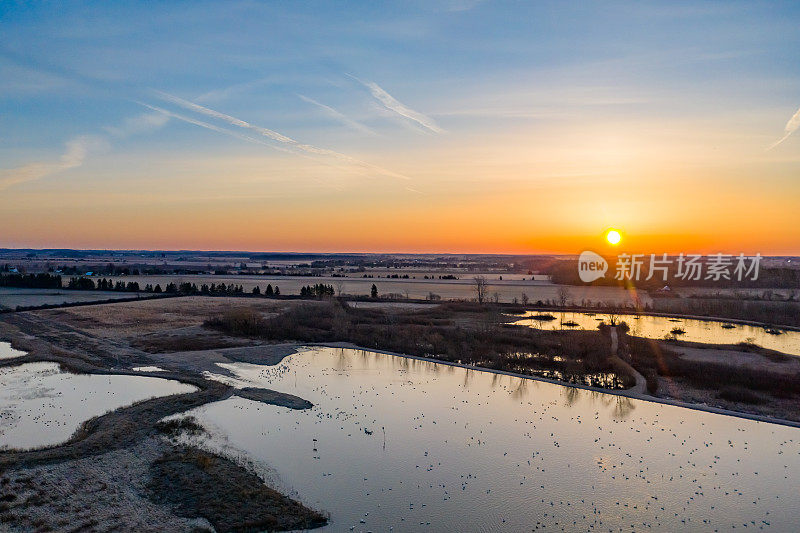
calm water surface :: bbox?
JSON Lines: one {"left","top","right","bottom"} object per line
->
{"left": 190, "top": 347, "right": 800, "bottom": 532}
{"left": 0, "top": 362, "right": 196, "bottom": 450}
{"left": 513, "top": 311, "right": 800, "bottom": 356}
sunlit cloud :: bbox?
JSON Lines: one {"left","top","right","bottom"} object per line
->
{"left": 0, "top": 108, "right": 171, "bottom": 191}
{"left": 0, "top": 136, "right": 105, "bottom": 191}
{"left": 767, "top": 105, "right": 800, "bottom": 150}
{"left": 298, "top": 94, "right": 375, "bottom": 135}
{"left": 349, "top": 75, "right": 444, "bottom": 134}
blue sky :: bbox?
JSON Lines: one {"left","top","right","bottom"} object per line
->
{"left": 1, "top": 1, "right": 799, "bottom": 252}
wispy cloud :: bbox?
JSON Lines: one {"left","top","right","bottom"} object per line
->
{"left": 154, "top": 91, "right": 297, "bottom": 143}
{"left": 137, "top": 103, "right": 296, "bottom": 155}
{"left": 0, "top": 110, "right": 169, "bottom": 191}
{"left": 104, "top": 111, "right": 169, "bottom": 138}
{"left": 0, "top": 136, "right": 105, "bottom": 191}
{"left": 194, "top": 77, "right": 277, "bottom": 104}
{"left": 149, "top": 91, "right": 409, "bottom": 180}
{"left": 298, "top": 94, "right": 375, "bottom": 135}
{"left": 350, "top": 75, "right": 444, "bottom": 134}
{"left": 767, "top": 105, "right": 800, "bottom": 150}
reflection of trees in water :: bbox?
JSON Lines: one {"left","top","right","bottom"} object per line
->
{"left": 611, "top": 396, "right": 635, "bottom": 419}
{"left": 599, "top": 394, "right": 635, "bottom": 419}
{"left": 584, "top": 390, "right": 635, "bottom": 419}
{"left": 511, "top": 377, "right": 533, "bottom": 401}
{"left": 562, "top": 385, "right": 581, "bottom": 407}
{"left": 463, "top": 367, "right": 473, "bottom": 389}
{"left": 331, "top": 348, "right": 351, "bottom": 372}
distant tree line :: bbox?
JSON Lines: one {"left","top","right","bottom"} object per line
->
{"left": 0, "top": 273, "right": 62, "bottom": 289}
{"left": 63, "top": 278, "right": 283, "bottom": 297}
{"left": 300, "top": 284, "right": 335, "bottom": 297}
{"left": 67, "top": 277, "right": 140, "bottom": 291}
{"left": 548, "top": 258, "right": 800, "bottom": 289}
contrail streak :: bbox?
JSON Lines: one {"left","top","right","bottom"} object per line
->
{"left": 151, "top": 91, "right": 409, "bottom": 179}
{"left": 767, "top": 105, "right": 800, "bottom": 150}
{"left": 298, "top": 94, "right": 375, "bottom": 135}
{"left": 349, "top": 75, "right": 444, "bottom": 134}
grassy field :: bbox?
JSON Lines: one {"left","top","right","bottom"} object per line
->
{"left": 82, "top": 274, "right": 649, "bottom": 306}
{"left": 0, "top": 288, "right": 147, "bottom": 310}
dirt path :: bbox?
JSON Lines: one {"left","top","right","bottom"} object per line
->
{"left": 608, "top": 327, "right": 647, "bottom": 395}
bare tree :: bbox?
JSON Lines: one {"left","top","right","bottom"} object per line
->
{"left": 556, "top": 286, "right": 570, "bottom": 308}
{"left": 520, "top": 292, "right": 529, "bottom": 306}
{"left": 334, "top": 280, "right": 345, "bottom": 297}
{"left": 473, "top": 275, "right": 488, "bottom": 304}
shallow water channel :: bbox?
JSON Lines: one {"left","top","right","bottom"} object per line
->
{"left": 513, "top": 311, "right": 800, "bottom": 356}
{"left": 0, "top": 341, "right": 26, "bottom": 360}
{"left": 0, "top": 361, "right": 196, "bottom": 450}
{"left": 189, "top": 346, "right": 800, "bottom": 531}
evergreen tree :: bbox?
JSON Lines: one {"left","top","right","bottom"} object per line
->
{"left": 371, "top": 284, "right": 378, "bottom": 298}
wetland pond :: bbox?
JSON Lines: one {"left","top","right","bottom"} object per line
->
{"left": 186, "top": 346, "right": 800, "bottom": 531}
{"left": 0, "top": 341, "right": 26, "bottom": 360}
{"left": 0, "top": 361, "right": 196, "bottom": 450}
{"left": 513, "top": 311, "right": 800, "bottom": 356}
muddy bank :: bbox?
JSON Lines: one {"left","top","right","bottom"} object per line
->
{"left": 149, "top": 446, "right": 326, "bottom": 532}
{"left": 0, "top": 436, "right": 326, "bottom": 533}
{"left": 149, "top": 344, "right": 299, "bottom": 375}
{"left": 0, "top": 438, "right": 211, "bottom": 532}
{"left": 235, "top": 387, "right": 313, "bottom": 409}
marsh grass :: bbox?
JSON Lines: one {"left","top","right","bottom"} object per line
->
{"left": 627, "top": 336, "right": 800, "bottom": 400}
{"left": 148, "top": 447, "right": 327, "bottom": 532}
{"left": 204, "top": 301, "right": 631, "bottom": 388}
{"left": 155, "top": 416, "right": 205, "bottom": 437}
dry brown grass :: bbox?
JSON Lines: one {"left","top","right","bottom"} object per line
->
{"left": 204, "top": 300, "right": 633, "bottom": 389}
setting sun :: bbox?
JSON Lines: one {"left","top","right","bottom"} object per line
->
{"left": 606, "top": 229, "right": 622, "bottom": 245}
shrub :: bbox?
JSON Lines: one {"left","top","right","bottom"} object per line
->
{"left": 718, "top": 387, "right": 765, "bottom": 405}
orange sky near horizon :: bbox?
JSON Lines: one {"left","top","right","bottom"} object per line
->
{"left": 3, "top": 2, "right": 800, "bottom": 255}
{"left": 4, "top": 108, "right": 799, "bottom": 255}
{"left": 3, "top": 173, "right": 798, "bottom": 255}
